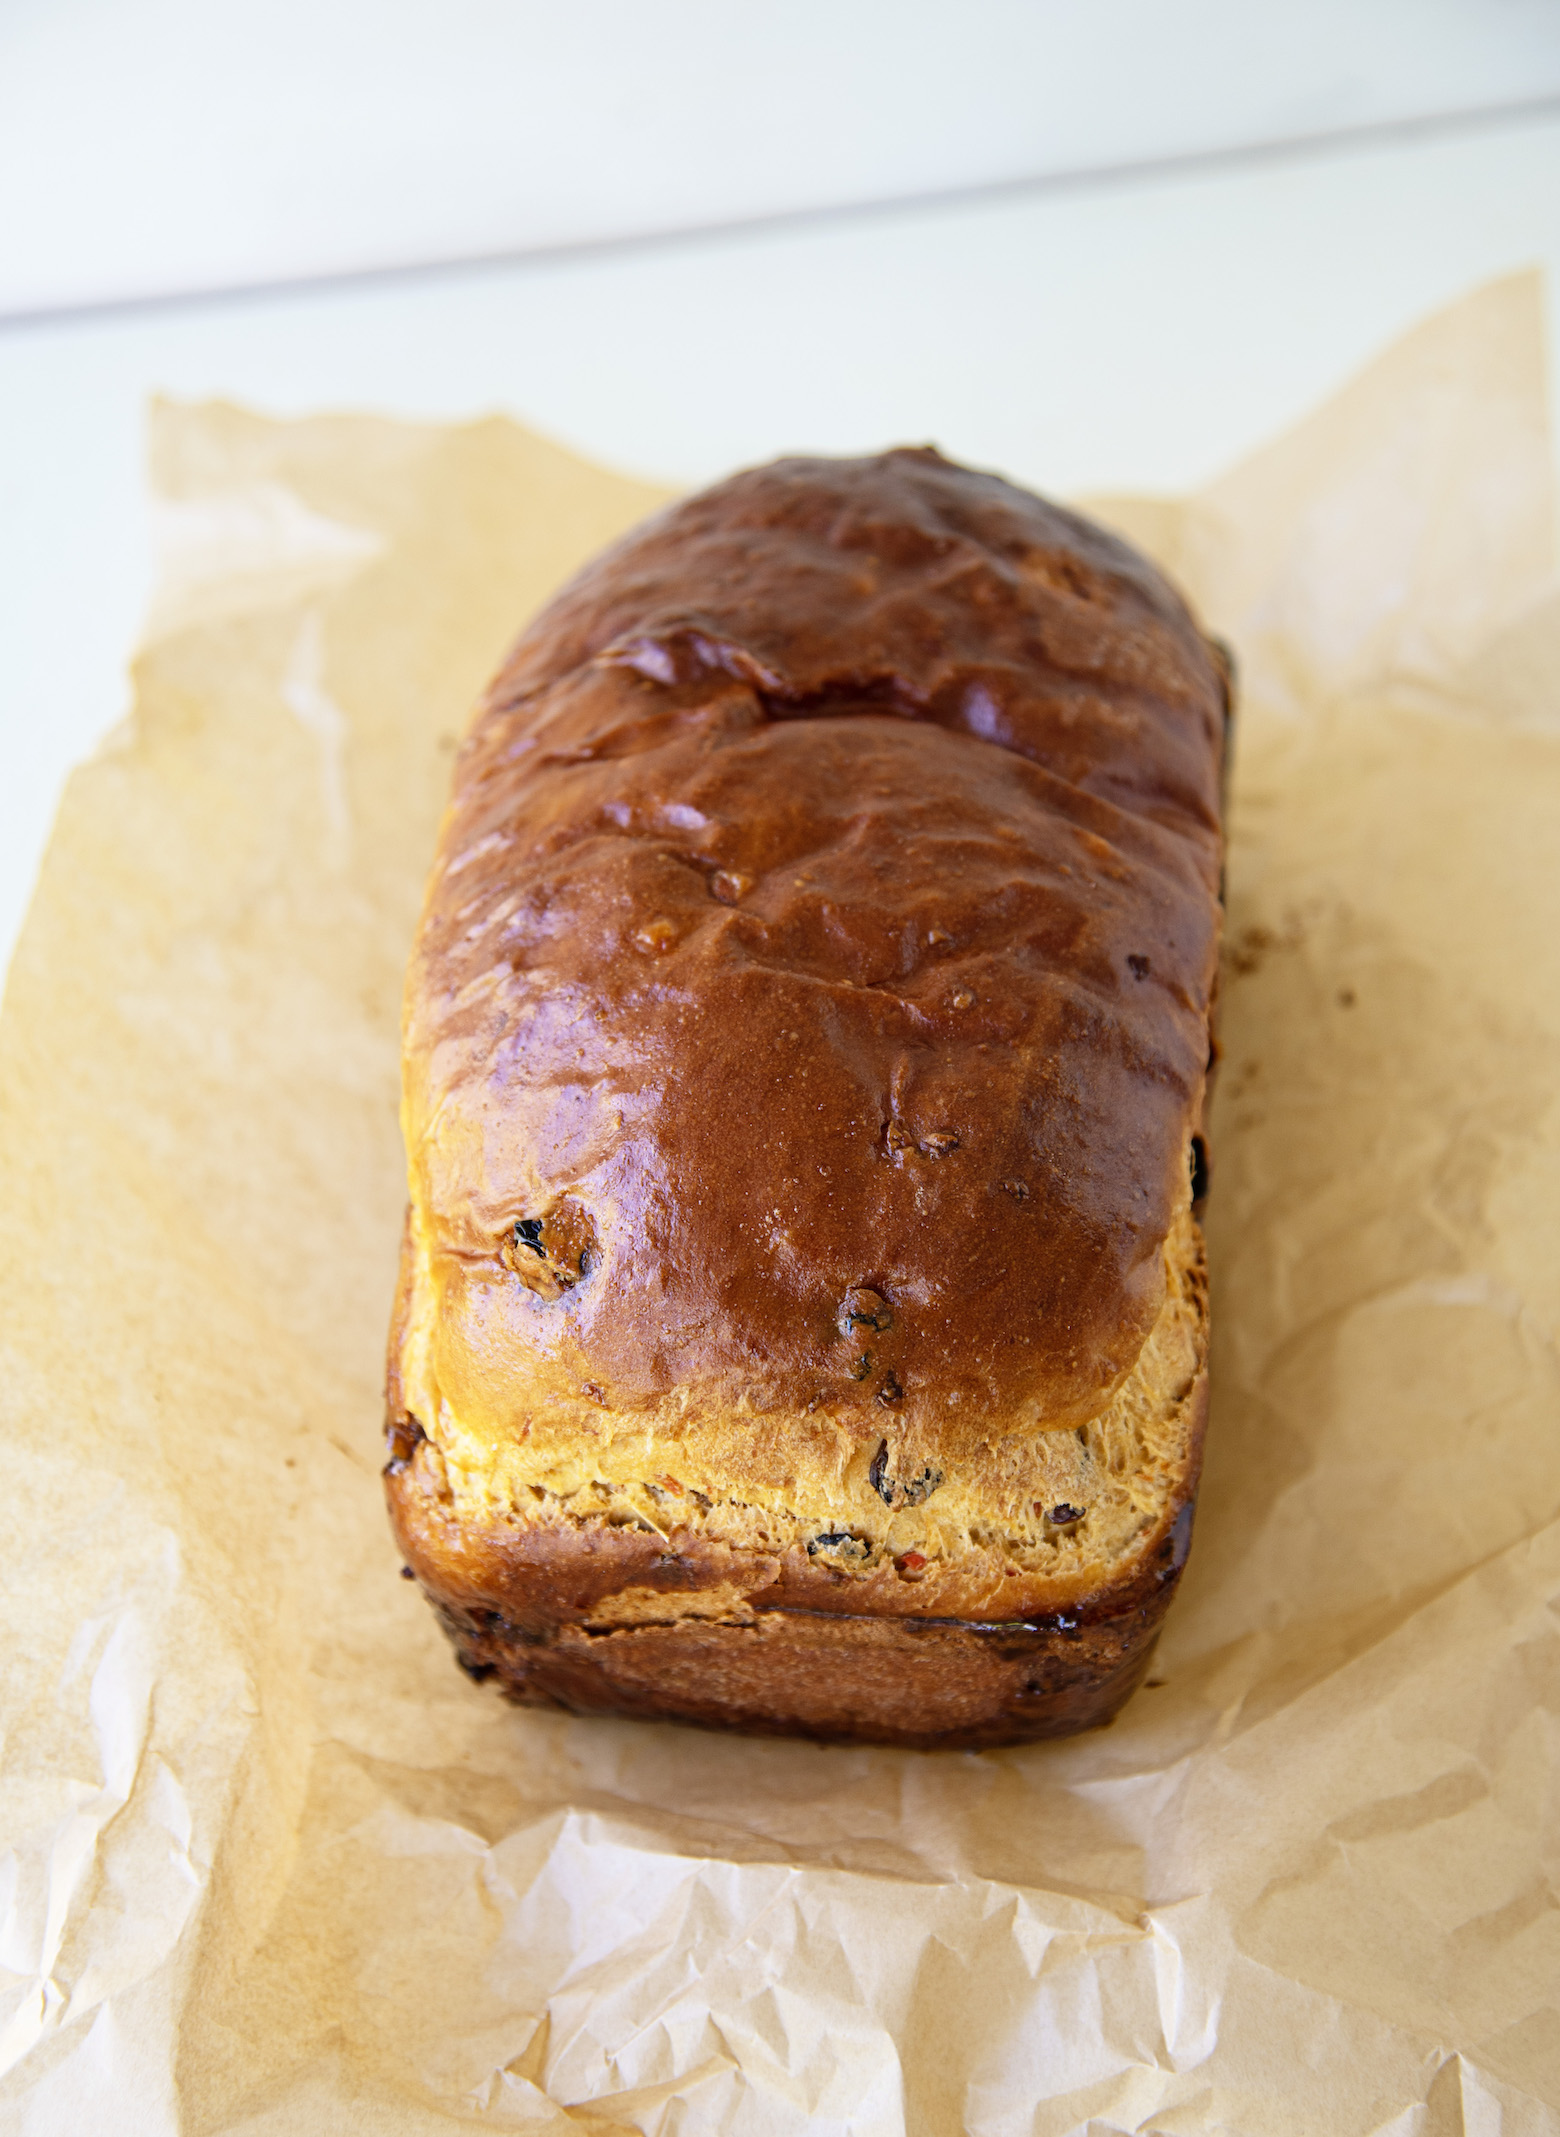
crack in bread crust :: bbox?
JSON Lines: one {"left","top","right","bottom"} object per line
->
{"left": 388, "top": 1207, "right": 1207, "bottom": 1638}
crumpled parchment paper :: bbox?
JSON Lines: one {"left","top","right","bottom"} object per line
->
{"left": 1, "top": 272, "right": 1557, "bottom": 2135}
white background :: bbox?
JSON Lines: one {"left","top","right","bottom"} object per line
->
{"left": 3, "top": 0, "right": 1559, "bottom": 979}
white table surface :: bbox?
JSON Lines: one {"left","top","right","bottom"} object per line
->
{"left": 8, "top": 0, "right": 1559, "bottom": 318}
{"left": 4, "top": 4, "right": 1559, "bottom": 988}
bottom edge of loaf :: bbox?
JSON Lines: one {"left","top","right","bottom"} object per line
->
{"left": 423, "top": 1571, "right": 1184, "bottom": 1751}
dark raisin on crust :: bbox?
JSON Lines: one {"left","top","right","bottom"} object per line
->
{"left": 838, "top": 1286, "right": 894, "bottom": 1336}
{"left": 503, "top": 1200, "right": 599, "bottom": 1301}
{"left": 869, "top": 1440, "right": 944, "bottom": 1508}
{"left": 868, "top": 1441, "right": 890, "bottom": 1500}
{"left": 384, "top": 1414, "right": 426, "bottom": 1474}
{"left": 807, "top": 1530, "right": 871, "bottom": 1562}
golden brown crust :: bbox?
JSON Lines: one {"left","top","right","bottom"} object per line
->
{"left": 389, "top": 447, "right": 1227, "bottom": 1746}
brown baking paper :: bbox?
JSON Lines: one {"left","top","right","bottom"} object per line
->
{"left": 2, "top": 271, "right": 1558, "bottom": 2134}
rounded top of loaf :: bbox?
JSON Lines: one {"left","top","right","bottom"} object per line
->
{"left": 401, "top": 447, "right": 1226, "bottom": 1456}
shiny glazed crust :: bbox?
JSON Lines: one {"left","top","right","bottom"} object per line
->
{"left": 388, "top": 448, "right": 1228, "bottom": 1747}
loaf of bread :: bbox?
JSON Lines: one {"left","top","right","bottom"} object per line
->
{"left": 386, "top": 448, "right": 1228, "bottom": 1749}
